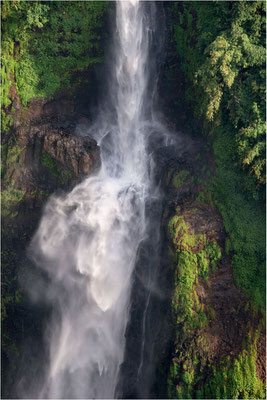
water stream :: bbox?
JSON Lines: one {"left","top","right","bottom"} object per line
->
{"left": 28, "top": 1, "right": 168, "bottom": 398}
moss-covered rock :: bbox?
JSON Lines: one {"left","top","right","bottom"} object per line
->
{"left": 164, "top": 151, "right": 265, "bottom": 399}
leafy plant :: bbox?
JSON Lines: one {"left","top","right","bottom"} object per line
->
{"left": 1, "top": 1, "right": 108, "bottom": 126}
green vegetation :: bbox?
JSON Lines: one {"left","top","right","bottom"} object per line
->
{"left": 168, "top": 214, "right": 221, "bottom": 332}
{"left": 1, "top": 181, "right": 25, "bottom": 218}
{"left": 1, "top": 1, "right": 108, "bottom": 130}
{"left": 170, "top": 1, "right": 266, "bottom": 310}
{"left": 172, "top": 1, "right": 266, "bottom": 194}
{"left": 200, "top": 333, "right": 265, "bottom": 399}
{"left": 168, "top": 213, "right": 220, "bottom": 399}
{"left": 212, "top": 125, "right": 266, "bottom": 310}
{"left": 1, "top": 138, "right": 25, "bottom": 178}
{"left": 166, "top": 4, "right": 266, "bottom": 398}
{"left": 41, "top": 150, "right": 73, "bottom": 185}
{"left": 172, "top": 169, "right": 190, "bottom": 189}
{"left": 167, "top": 213, "right": 264, "bottom": 399}
{"left": 168, "top": 332, "right": 265, "bottom": 399}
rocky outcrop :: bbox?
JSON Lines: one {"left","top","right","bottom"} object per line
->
{"left": 2, "top": 87, "right": 101, "bottom": 220}
{"left": 5, "top": 125, "right": 100, "bottom": 192}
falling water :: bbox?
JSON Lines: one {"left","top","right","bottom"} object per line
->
{"left": 26, "top": 1, "right": 166, "bottom": 398}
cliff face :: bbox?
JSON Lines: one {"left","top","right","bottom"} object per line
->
{"left": 155, "top": 2, "right": 266, "bottom": 398}
{"left": 2, "top": 85, "right": 101, "bottom": 219}
{"left": 160, "top": 141, "right": 265, "bottom": 399}
{"left": 1, "top": 87, "right": 101, "bottom": 398}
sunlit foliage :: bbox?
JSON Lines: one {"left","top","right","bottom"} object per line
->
{"left": 173, "top": 1, "right": 266, "bottom": 191}
{"left": 1, "top": 1, "right": 108, "bottom": 130}
{"left": 171, "top": 0, "right": 266, "bottom": 311}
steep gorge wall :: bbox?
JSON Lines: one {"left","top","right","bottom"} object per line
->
{"left": 157, "top": 2, "right": 266, "bottom": 398}
{"left": 1, "top": 2, "right": 266, "bottom": 399}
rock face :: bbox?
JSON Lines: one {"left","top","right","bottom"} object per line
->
{"left": 6, "top": 125, "right": 100, "bottom": 191}
{"left": 160, "top": 138, "right": 265, "bottom": 399}
{"left": 2, "top": 89, "right": 101, "bottom": 220}
{"left": 1, "top": 91, "right": 101, "bottom": 398}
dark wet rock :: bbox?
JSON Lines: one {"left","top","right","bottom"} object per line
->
{"left": 14, "top": 125, "right": 100, "bottom": 189}
{"left": 2, "top": 86, "right": 101, "bottom": 223}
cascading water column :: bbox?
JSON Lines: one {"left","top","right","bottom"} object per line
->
{"left": 27, "top": 1, "right": 155, "bottom": 398}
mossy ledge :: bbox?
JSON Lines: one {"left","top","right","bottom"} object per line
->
{"left": 164, "top": 161, "right": 265, "bottom": 399}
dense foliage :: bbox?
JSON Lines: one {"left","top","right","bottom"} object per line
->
{"left": 166, "top": 3, "right": 266, "bottom": 398}
{"left": 212, "top": 125, "right": 266, "bottom": 310}
{"left": 1, "top": 1, "right": 108, "bottom": 131}
{"left": 172, "top": 0, "right": 266, "bottom": 194}
{"left": 167, "top": 209, "right": 265, "bottom": 399}
{"left": 167, "top": 184, "right": 265, "bottom": 399}
{"left": 170, "top": 1, "right": 266, "bottom": 310}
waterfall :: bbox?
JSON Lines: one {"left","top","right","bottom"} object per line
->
{"left": 26, "top": 1, "right": 166, "bottom": 398}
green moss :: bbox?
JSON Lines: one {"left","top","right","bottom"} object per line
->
{"left": 1, "top": 182, "right": 25, "bottom": 218}
{"left": 6, "top": 141, "right": 24, "bottom": 166}
{"left": 206, "top": 241, "right": 222, "bottom": 262}
{"left": 62, "top": 169, "right": 73, "bottom": 182}
{"left": 168, "top": 212, "right": 264, "bottom": 399}
{"left": 172, "top": 250, "right": 198, "bottom": 323}
{"left": 41, "top": 150, "right": 73, "bottom": 185}
{"left": 196, "top": 251, "right": 209, "bottom": 279}
{"left": 41, "top": 151, "right": 61, "bottom": 179}
{"left": 170, "top": 363, "right": 180, "bottom": 379}
{"left": 168, "top": 332, "right": 265, "bottom": 399}
{"left": 206, "top": 305, "right": 216, "bottom": 321}
{"left": 168, "top": 213, "right": 225, "bottom": 398}
{"left": 172, "top": 169, "right": 190, "bottom": 189}
{"left": 168, "top": 215, "right": 205, "bottom": 252}
{"left": 1, "top": 139, "right": 25, "bottom": 178}
{"left": 203, "top": 334, "right": 265, "bottom": 399}
{"left": 1, "top": 110, "right": 14, "bottom": 133}
{"left": 182, "top": 368, "right": 194, "bottom": 385}
{"left": 169, "top": 215, "right": 221, "bottom": 331}
{"left": 196, "top": 188, "right": 213, "bottom": 204}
